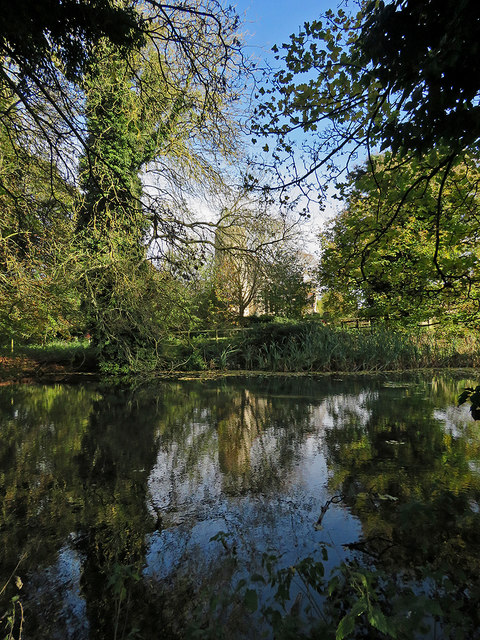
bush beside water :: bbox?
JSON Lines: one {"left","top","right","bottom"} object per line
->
{"left": 4, "top": 320, "right": 480, "bottom": 375}
{"left": 161, "top": 320, "right": 480, "bottom": 373}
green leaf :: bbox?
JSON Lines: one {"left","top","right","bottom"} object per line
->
{"left": 250, "top": 573, "right": 266, "bottom": 583}
{"left": 350, "top": 599, "right": 367, "bottom": 617}
{"left": 336, "top": 612, "right": 356, "bottom": 640}
{"left": 336, "top": 599, "right": 366, "bottom": 640}
{"left": 328, "top": 575, "right": 340, "bottom": 596}
{"left": 244, "top": 589, "right": 258, "bottom": 613}
{"left": 368, "top": 609, "right": 397, "bottom": 638}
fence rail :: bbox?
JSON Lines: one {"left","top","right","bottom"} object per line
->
{"left": 170, "top": 318, "right": 440, "bottom": 339}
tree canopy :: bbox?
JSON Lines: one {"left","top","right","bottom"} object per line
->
{"left": 0, "top": 0, "right": 142, "bottom": 81}
{"left": 213, "top": 193, "right": 305, "bottom": 319}
{"left": 318, "top": 152, "right": 480, "bottom": 325}
{"left": 251, "top": 0, "right": 480, "bottom": 324}
{"left": 0, "top": 0, "right": 252, "bottom": 358}
{"left": 5, "top": 0, "right": 480, "bottom": 363}
{"left": 0, "top": 0, "right": 246, "bottom": 210}
{"left": 252, "top": 0, "right": 480, "bottom": 189}
{"left": 357, "top": 0, "right": 480, "bottom": 155}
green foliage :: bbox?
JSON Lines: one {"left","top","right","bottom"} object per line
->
{"left": 142, "top": 321, "right": 480, "bottom": 373}
{"left": 230, "top": 321, "right": 480, "bottom": 372}
{"left": 0, "top": 254, "right": 83, "bottom": 344}
{"left": 0, "top": 0, "right": 246, "bottom": 366}
{"left": 0, "top": 339, "right": 96, "bottom": 373}
{"left": 78, "top": 41, "right": 157, "bottom": 241}
{"left": 254, "top": 0, "right": 479, "bottom": 175}
{"left": 0, "top": 109, "right": 83, "bottom": 343}
{"left": 357, "top": 0, "right": 480, "bottom": 155}
{"left": 458, "top": 385, "right": 480, "bottom": 419}
{"left": 318, "top": 153, "right": 480, "bottom": 326}
{"left": 76, "top": 235, "right": 207, "bottom": 370}
{"left": 230, "top": 548, "right": 423, "bottom": 639}
{"left": 258, "top": 250, "right": 313, "bottom": 318}
{"left": 107, "top": 563, "right": 142, "bottom": 640}
{"left": 1, "top": 573, "right": 24, "bottom": 640}
{"left": 252, "top": 0, "right": 480, "bottom": 300}
{"left": 317, "top": 291, "right": 359, "bottom": 323}
{"left": 0, "top": 0, "right": 142, "bottom": 82}
{"left": 228, "top": 541, "right": 476, "bottom": 640}
{"left": 212, "top": 202, "right": 313, "bottom": 320}
{"left": 75, "top": 35, "right": 231, "bottom": 366}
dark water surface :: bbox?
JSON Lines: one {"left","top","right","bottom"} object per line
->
{"left": 1, "top": 375, "right": 480, "bottom": 639}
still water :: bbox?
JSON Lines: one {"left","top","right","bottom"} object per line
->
{"left": 1, "top": 375, "right": 480, "bottom": 639}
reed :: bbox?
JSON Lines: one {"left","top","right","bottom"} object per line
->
{"left": 15, "top": 322, "right": 480, "bottom": 374}
{"left": 227, "top": 321, "right": 480, "bottom": 372}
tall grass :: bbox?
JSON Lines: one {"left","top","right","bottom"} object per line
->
{"left": 9, "top": 321, "right": 480, "bottom": 374}
{"left": 220, "top": 321, "right": 480, "bottom": 372}
{"left": 0, "top": 338, "right": 97, "bottom": 368}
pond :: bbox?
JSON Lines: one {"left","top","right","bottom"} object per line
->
{"left": 1, "top": 374, "right": 480, "bottom": 639}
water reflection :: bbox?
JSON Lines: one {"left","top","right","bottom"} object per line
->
{"left": 325, "top": 379, "right": 480, "bottom": 576}
{"left": 0, "top": 375, "right": 479, "bottom": 638}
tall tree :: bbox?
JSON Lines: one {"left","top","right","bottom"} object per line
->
{"left": 318, "top": 153, "right": 480, "bottom": 325}
{"left": 1, "top": 0, "right": 246, "bottom": 250}
{"left": 78, "top": 42, "right": 148, "bottom": 249}
{"left": 0, "top": 0, "right": 247, "bottom": 354}
{"left": 258, "top": 249, "right": 313, "bottom": 318}
{"left": 213, "top": 191, "right": 300, "bottom": 319}
{"left": 75, "top": 1, "right": 246, "bottom": 362}
{"left": 252, "top": 0, "right": 480, "bottom": 274}
{"left": 214, "top": 214, "right": 271, "bottom": 319}
{"left": 0, "top": 100, "right": 80, "bottom": 343}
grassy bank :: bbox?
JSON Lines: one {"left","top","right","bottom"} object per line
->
{"left": 0, "top": 339, "right": 97, "bottom": 382}
{"left": 2, "top": 321, "right": 480, "bottom": 379}
{"left": 159, "top": 320, "right": 480, "bottom": 374}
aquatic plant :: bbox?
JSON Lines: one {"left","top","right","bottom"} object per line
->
{"left": 458, "top": 385, "right": 480, "bottom": 419}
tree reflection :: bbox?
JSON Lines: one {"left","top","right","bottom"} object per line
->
{"left": 153, "top": 378, "right": 322, "bottom": 498}
{"left": 0, "top": 384, "right": 174, "bottom": 639}
{"left": 74, "top": 388, "right": 167, "bottom": 639}
{"left": 0, "top": 384, "right": 97, "bottom": 636}
{"left": 2, "top": 375, "right": 479, "bottom": 639}
{"left": 323, "top": 376, "right": 480, "bottom": 633}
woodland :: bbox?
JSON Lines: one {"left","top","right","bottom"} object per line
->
{"left": 1, "top": 0, "right": 480, "bottom": 374}
{"left": 2, "top": 3, "right": 480, "bottom": 638}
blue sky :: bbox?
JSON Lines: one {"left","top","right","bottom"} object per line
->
{"left": 234, "top": 0, "right": 336, "bottom": 67}
{"left": 230, "top": 0, "right": 343, "bottom": 244}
